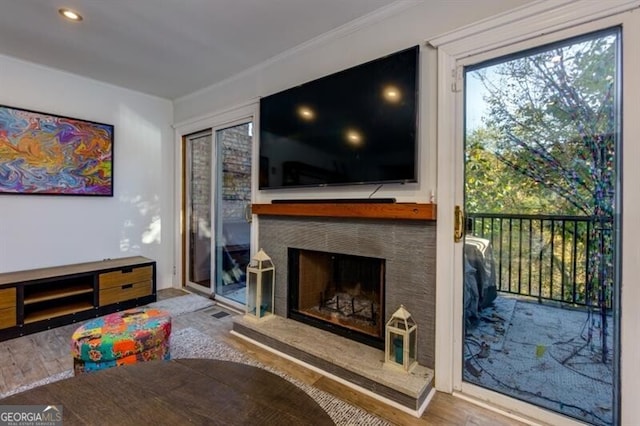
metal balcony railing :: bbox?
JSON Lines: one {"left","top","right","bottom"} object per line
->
{"left": 467, "top": 213, "right": 613, "bottom": 308}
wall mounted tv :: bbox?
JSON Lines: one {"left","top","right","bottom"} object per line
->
{"left": 259, "top": 45, "right": 419, "bottom": 190}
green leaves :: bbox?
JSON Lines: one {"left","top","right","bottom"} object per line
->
{"left": 466, "top": 30, "right": 618, "bottom": 217}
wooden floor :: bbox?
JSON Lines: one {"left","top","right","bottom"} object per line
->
{"left": 0, "top": 289, "right": 528, "bottom": 426}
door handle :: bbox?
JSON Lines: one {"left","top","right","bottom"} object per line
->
{"left": 454, "top": 205, "right": 464, "bottom": 243}
{"left": 244, "top": 203, "right": 253, "bottom": 223}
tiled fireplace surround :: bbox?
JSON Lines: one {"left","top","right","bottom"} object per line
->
{"left": 232, "top": 212, "right": 437, "bottom": 413}
{"left": 259, "top": 215, "right": 437, "bottom": 368}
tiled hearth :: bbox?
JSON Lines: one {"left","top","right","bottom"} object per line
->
{"left": 232, "top": 209, "right": 436, "bottom": 415}
{"left": 232, "top": 315, "right": 435, "bottom": 414}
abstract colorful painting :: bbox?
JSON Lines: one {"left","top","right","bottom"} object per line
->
{"left": 0, "top": 105, "right": 113, "bottom": 195}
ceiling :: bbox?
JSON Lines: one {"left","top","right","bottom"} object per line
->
{"left": 0, "top": 1, "right": 534, "bottom": 101}
{"left": 0, "top": 0, "right": 400, "bottom": 100}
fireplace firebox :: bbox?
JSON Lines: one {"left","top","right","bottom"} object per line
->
{"left": 288, "top": 248, "right": 385, "bottom": 348}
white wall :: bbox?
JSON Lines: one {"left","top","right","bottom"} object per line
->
{"left": 174, "top": 0, "right": 532, "bottom": 203}
{"left": 0, "top": 54, "right": 175, "bottom": 290}
{"left": 174, "top": 1, "right": 640, "bottom": 424}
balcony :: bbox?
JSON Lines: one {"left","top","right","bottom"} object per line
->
{"left": 464, "top": 213, "right": 613, "bottom": 426}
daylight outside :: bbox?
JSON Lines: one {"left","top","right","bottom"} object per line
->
{"left": 462, "top": 28, "right": 619, "bottom": 425}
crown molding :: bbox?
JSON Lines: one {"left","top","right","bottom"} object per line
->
{"left": 428, "top": 0, "right": 640, "bottom": 58}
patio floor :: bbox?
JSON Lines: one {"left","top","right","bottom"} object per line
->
{"left": 464, "top": 294, "right": 614, "bottom": 426}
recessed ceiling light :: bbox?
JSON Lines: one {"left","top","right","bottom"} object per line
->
{"left": 59, "top": 8, "right": 83, "bottom": 22}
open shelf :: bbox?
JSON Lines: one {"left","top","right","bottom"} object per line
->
{"left": 252, "top": 202, "right": 436, "bottom": 221}
{"left": 24, "top": 283, "right": 94, "bottom": 305}
{"left": 24, "top": 301, "right": 95, "bottom": 324}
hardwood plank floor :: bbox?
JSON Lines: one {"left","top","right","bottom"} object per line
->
{"left": 0, "top": 289, "right": 529, "bottom": 425}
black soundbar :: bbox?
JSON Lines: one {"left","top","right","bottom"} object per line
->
{"left": 272, "top": 198, "right": 396, "bottom": 204}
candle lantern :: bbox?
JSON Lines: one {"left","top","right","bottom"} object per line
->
{"left": 385, "top": 304, "right": 417, "bottom": 372}
{"left": 245, "top": 249, "right": 275, "bottom": 321}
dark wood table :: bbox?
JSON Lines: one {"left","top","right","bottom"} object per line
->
{"left": 0, "top": 359, "right": 335, "bottom": 425}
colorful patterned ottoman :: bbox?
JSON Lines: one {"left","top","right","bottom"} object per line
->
{"left": 71, "top": 307, "right": 171, "bottom": 375}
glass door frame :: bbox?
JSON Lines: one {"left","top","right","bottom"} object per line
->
{"left": 431, "top": 5, "right": 640, "bottom": 425}
{"left": 174, "top": 102, "right": 259, "bottom": 302}
{"left": 184, "top": 129, "right": 214, "bottom": 294}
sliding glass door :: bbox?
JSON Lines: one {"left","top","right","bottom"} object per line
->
{"left": 460, "top": 27, "right": 620, "bottom": 425}
{"left": 183, "top": 116, "right": 254, "bottom": 305}
{"left": 213, "top": 122, "right": 253, "bottom": 305}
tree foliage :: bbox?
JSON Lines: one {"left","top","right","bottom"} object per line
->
{"left": 466, "top": 30, "right": 618, "bottom": 217}
{"left": 465, "top": 128, "right": 569, "bottom": 214}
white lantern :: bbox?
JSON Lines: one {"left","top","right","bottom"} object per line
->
{"left": 385, "top": 304, "right": 417, "bottom": 372}
{"left": 245, "top": 249, "right": 275, "bottom": 321}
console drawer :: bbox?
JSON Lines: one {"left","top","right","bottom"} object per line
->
{"left": 0, "top": 288, "right": 16, "bottom": 309}
{"left": 99, "top": 280, "right": 152, "bottom": 306}
{"left": 0, "top": 307, "right": 16, "bottom": 328}
{"left": 99, "top": 266, "right": 153, "bottom": 290}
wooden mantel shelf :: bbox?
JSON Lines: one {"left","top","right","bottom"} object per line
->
{"left": 252, "top": 202, "right": 436, "bottom": 221}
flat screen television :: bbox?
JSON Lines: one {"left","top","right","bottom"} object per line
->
{"left": 259, "top": 45, "right": 419, "bottom": 190}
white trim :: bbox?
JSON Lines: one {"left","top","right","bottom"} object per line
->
{"left": 619, "top": 9, "right": 640, "bottom": 425}
{"left": 428, "top": 0, "right": 640, "bottom": 58}
{"left": 433, "top": 47, "right": 457, "bottom": 394}
{"left": 452, "top": 392, "right": 544, "bottom": 426}
{"left": 173, "top": 99, "right": 258, "bottom": 133}
{"left": 172, "top": 126, "right": 184, "bottom": 289}
{"left": 433, "top": 2, "right": 640, "bottom": 425}
{"left": 458, "top": 384, "right": 587, "bottom": 426}
{"left": 175, "top": 1, "right": 421, "bottom": 103}
{"left": 230, "top": 330, "right": 435, "bottom": 418}
{"left": 428, "top": 0, "right": 572, "bottom": 48}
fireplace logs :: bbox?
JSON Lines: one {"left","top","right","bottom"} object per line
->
{"left": 290, "top": 248, "right": 384, "bottom": 344}
{"left": 318, "top": 291, "right": 377, "bottom": 325}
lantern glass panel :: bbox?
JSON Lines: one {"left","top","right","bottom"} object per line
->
{"left": 389, "top": 331, "right": 404, "bottom": 364}
{"left": 247, "top": 271, "right": 258, "bottom": 315}
{"left": 409, "top": 329, "right": 417, "bottom": 361}
{"left": 260, "top": 269, "right": 274, "bottom": 315}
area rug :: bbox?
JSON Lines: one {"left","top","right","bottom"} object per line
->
{"left": 0, "top": 327, "right": 391, "bottom": 425}
{"left": 147, "top": 293, "right": 214, "bottom": 316}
